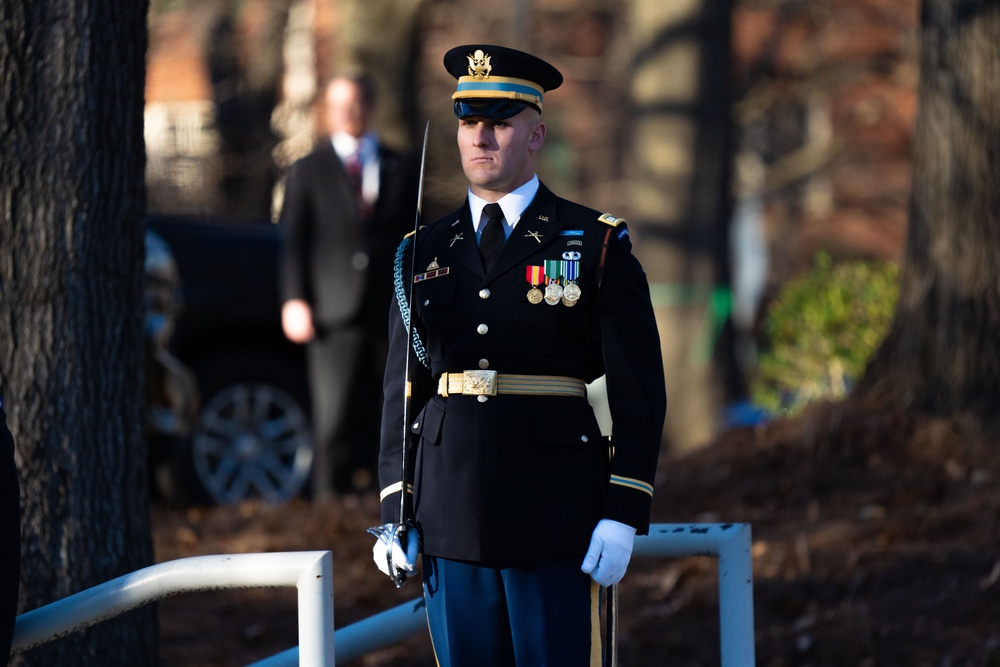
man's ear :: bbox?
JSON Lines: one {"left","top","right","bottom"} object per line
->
{"left": 529, "top": 121, "right": 546, "bottom": 151}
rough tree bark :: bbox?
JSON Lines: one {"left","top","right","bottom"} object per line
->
{"left": 855, "top": 0, "right": 1000, "bottom": 434}
{"left": 0, "top": 1, "right": 155, "bottom": 665}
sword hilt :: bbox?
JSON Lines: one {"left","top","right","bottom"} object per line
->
{"left": 367, "top": 521, "right": 413, "bottom": 588}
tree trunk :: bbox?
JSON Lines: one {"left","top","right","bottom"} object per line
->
{"left": 0, "top": 1, "right": 155, "bottom": 665}
{"left": 621, "top": 0, "right": 737, "bottom": 450}
{"left": 855, "top": 0, "right": 1000, "bottom": 434}
{"left": 207, "top": 0, "right": 293, "bottom": 217}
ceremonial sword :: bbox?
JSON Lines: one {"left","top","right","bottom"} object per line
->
{"left": 369, "top": 120, "right": 430, "bottom": 588}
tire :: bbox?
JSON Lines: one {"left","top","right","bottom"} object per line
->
{"left": 187, "top": 349, "right": 312, "bottom": 505}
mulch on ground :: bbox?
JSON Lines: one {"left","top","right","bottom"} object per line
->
{"left": 154, "top": 401, "right": 1000, "bottom": 666}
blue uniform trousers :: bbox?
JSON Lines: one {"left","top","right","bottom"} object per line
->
{"left": 423, "top": 555, "right": 603, "bottom": 666}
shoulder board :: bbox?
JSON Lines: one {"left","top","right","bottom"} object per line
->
{"left": 598, "top": 213, "right": 626, "bottom": 227}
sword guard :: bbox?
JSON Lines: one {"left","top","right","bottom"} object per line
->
{"left": 367, "top": 521, "right": 415, "bottom": 588}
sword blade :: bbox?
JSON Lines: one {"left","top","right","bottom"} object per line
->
{"left": 393, "top": 120, "right": 430, "bottom": 588}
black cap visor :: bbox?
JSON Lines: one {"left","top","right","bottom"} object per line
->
{"left": 453, "top": 99, "right": 535, "bottom": 120}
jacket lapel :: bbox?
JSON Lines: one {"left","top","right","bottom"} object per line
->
{"left": 433, "top": 206, "right": 483, "bottom": 277}
{"left": 318, "top": 142, "right": 360, "bottom": 227}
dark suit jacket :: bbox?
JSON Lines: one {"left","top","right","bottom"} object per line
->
{"left": 279, "top": 140, "right": 419, "bottom": 330}
{"left": 378, "top": 183, "right": 666, "bottom": 563}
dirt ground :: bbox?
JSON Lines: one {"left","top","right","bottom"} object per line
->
{"left": 153, "top": 402, "right": 1000, "bottom": 666}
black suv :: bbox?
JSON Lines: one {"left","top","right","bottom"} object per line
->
{"left": 147, "top": 214, "right": 311, "bottom": 505}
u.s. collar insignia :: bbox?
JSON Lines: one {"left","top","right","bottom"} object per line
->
{"left": 467, "top": 49, "right": 492, "bottom": 79}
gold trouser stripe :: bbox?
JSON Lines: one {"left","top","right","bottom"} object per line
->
{"left": 438, "top": 372, "right": 586, "bottom": 397}
{"left": 427, "top": 609, "right": 442, "bottom": 667}
{"left": 590, "top": 580, "right": 602, "bottom": 666}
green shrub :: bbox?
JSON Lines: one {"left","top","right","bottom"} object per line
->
{"left": 751, "top": 252, "right": 899, "bottom": 415}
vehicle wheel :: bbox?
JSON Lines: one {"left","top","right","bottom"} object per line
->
{"left": 189, "top": 351, "right": 312, "bottom": 504}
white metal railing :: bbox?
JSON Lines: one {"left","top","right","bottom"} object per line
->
{"left": 255, "top": 523, "right": 755, "bottom": 667}
{"left": 10, "top": 523, "right": 754, "bottom": 666}
{"left": 10, "top": 552, "right": 334, "bottom": 666}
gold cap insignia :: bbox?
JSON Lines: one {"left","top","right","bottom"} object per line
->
{"left": 466, "top": 49, "right": 492, "bottom": 80}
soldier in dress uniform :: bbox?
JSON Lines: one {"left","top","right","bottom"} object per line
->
{"left": 371, "top": 44, "right": 666, "bottom": 665}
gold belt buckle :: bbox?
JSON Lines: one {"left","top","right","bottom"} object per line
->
{"left": 462, "top": 370, "right": 498, "bottom": 396}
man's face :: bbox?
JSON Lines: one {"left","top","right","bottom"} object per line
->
{"left": 457, "top": 109, "right": 546, "bottom": 200}
{"left": 325, "top": 79, "right": 371, "bottom": 138}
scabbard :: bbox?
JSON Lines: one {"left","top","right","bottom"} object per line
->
{"left": 606, "top": 583, "right": 618, "bottom": 666}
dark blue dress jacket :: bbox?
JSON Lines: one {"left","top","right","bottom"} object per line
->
{"left": 379, "top": 183, "right": 666, "bottom": 563}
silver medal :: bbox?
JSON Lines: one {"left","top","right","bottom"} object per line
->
{"left": 543, "top": 281, "right": 563, "bottom": 306}
{"left": 561, "top": 283, "right": 581, "bottom": 306}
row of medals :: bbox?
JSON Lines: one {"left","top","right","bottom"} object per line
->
{"left": 526, "top": 260, "right": 581, "bottom": 307}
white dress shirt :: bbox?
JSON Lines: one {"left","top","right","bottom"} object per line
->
{"left": 467, "top": 175, "right": 540, "bottom": 244}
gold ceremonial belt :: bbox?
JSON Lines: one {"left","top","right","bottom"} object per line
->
{"left": 438, "top": 370, "right": 586, "bottom": 398}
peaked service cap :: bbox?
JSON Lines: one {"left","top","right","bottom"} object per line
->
{"left": 444, "top": 44, "right": 563, "bottom": 120}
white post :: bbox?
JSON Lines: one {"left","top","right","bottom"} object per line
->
{"left": 716, "top": 524, "right": 755, "bottom": 667}
{"left": 295, "top": 551, "right": 335, "bottom": 667}
{"left": 12, "top": 551, "right": 335, "bottom": 667}
{"left": 634, "top": 524, "right": 755, "bottom": 667}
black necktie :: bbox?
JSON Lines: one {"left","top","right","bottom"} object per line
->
{"left": 480, "top": 203, "right": 504, "bottom": 271}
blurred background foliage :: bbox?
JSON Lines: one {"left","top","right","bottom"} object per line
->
{"left": 144, "top": 0, "right": 922, "bottom": 447}
{"left": 751, "top": 251, "right": 899, "bottom": 415}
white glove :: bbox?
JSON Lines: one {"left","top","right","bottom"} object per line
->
{"left": 370, "top": 524, "right": 419, "bottom": 579}
{"left": 580, "top": 519, "right": 636, "bottom": 587}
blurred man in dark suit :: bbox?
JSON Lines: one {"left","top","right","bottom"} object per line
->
{"left": 280, "top": 73, "right": 419, "bottom": 498}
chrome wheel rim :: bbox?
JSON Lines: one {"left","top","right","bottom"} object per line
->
{"left": 191, "top": 382, "right": 311, "bottom": 504}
